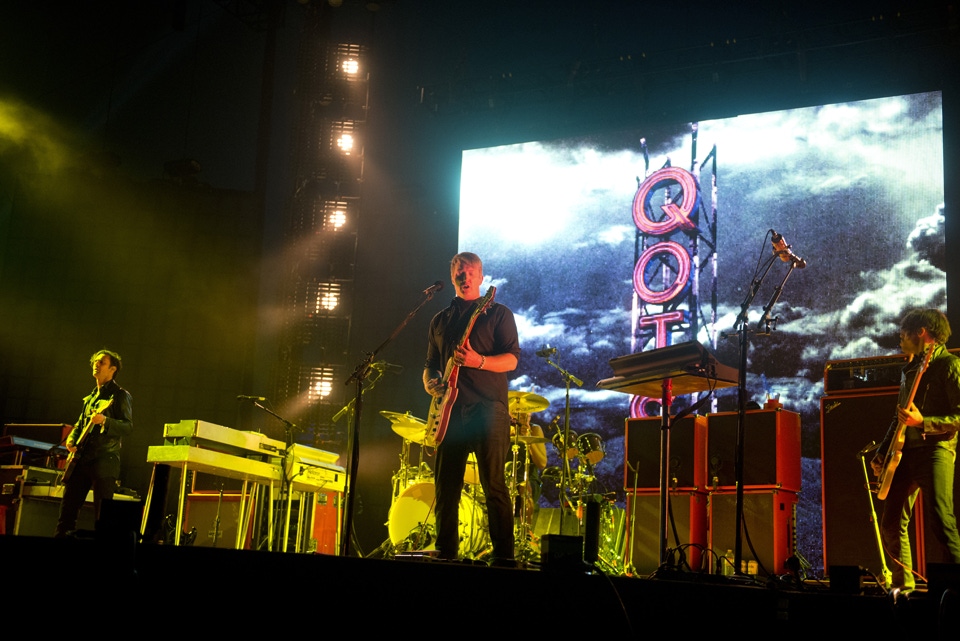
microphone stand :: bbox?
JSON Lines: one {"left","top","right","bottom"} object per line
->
{"left": 726, "top": 252, "right": 798, "bottom": 575}
{"left": 247, "top": 399, "right": 298, "bottom": 551}
{"left": 338, "top": 287, "right": 441, "bottom": 557}
{"left": 541, "top": 353, "right": 583, "bottom": 536}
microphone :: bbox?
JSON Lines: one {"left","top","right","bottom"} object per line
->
{"left": 372, "top": 361, "right": 404, "bottom": 374}
{"left": 536, "top": 346, "right": 557, "bottom": 358}
{"left": 770, "top": 230, "right": 807, "bottom": 268}
{"left": 237, "top": 395, "right": 266, "bottom": 401}
{"left": 423, "top": 281, "right": 444, "bottom": 296}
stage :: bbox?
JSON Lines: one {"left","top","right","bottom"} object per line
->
{"left": 4, "top": 533, "right": 955, "bottom": 636}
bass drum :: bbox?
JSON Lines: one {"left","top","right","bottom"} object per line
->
{"left": 387, "top": 481, "right": 488, "bottom": 557}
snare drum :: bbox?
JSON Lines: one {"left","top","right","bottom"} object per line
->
{"left": 387, "top": 481, "right": 488, "bottom": 556}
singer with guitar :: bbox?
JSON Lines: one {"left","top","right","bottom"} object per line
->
{"left": 55, "top": 349, "right": 133, "bottom": 538}
{"left": 870, "top": 309, "right": 960, "bottom": 592}
{"left": 423, "top": 252, "right": 520, "bottom": 565}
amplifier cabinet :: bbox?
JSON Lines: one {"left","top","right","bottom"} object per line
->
{"left": 624, "top": 490, "right": 708, "bottom": 575}
{"left": 705, "top": 409, "right": 801, "bottom": 492}
{"left": 819, "top": 392, "right": 960, "bottom": 580}
{"left": 624, "top": 415, "right": 707, "bottom": 492}
{"left": 311, "top": 490, "right": 341, "bottom": 555}
{"left": 185, "top": 492, "right": 252, "bottom": 549}
{"left": 708, "top": 489, "right": 798, "bottom": 576}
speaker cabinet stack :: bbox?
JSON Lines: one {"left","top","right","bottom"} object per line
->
{"left": 622, "top": 411, "right": 800, "bottom": 575}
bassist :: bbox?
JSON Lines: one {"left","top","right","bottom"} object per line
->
{"left": 870, "top": 309, "right": 960, "bottom": 592}
{"left": 423, "top": 253, "right": 520, "bottom": 565}
{"left": 55, "top": 349, "right": 133, "bottom": 538}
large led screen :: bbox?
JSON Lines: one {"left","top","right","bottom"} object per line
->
{"left": 458, "top": 91, "right": 945, "bottom": 573}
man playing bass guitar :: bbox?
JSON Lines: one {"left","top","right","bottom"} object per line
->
{"left": 423, "top": 252, "right": 520, "bottom": 565}
{"left": 871, "top": 308, "right": 960, "bottom": 592}
{"left": 55, "top": 349, "right": 133, "bottom": 538}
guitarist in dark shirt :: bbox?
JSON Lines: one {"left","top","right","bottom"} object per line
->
{"left": 424, "top": 253, "right": 520, "bottom": 565}
{"left": 870, "top": 309, "right": 960, "bottom": 592}
{"left": 55, "top": 349, "right": 133, "bottom": 537}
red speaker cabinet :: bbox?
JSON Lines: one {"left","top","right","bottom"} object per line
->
{"left": 624, "top": 415, "right": 707, "bottom": 492}
{"left": 311, "top": 490, "right": 342, "bottom": 555}
{"left": 708, "top": 489, "right": 798, "bottom": 575}
{"left": 624, "top": 490, "right": 708, "bottom": 575}
{"left": 705, "top": 409, "right": 801, "bottom": 492}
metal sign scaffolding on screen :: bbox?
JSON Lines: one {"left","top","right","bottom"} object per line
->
{"left": 630, "top": 126, "right": 717, "bottom": 418}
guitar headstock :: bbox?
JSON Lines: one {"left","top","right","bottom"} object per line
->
{"left": 477, "top": 286, "right": 497, "bottom": 314}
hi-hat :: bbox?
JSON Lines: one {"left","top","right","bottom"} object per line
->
{"left": 380, "top": 411, "right": 427, "bottom": 443}
{"left": 508, "top": 391, "right": 549, "bottom": 414}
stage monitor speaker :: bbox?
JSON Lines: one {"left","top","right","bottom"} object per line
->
{"left": 708, "top": 489, "right": 797, "bottom": 576}
{"left": 624, "top": 490, "right": 708, "bottom": 575}
{"left": 706, "top": 409, "right": 801, "bottom": 491}
{"left": 820, "top": 392, "right": 960, "bottom": 580}
{"left": 624, "top": 415, "right": 707, "bottom": 492}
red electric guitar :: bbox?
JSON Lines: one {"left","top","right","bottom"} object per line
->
{"left": 423, "top": 286, "right": 496, "bottom": 447}
{"left": 876, "top": 344, "right": 933, "bottom": 500}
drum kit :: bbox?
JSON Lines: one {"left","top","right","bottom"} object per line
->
{"left": 380, "top": 411, "right": 489, "bottom": 558}
{"left": 378, "top": 390, "right": 617, "bottom": 567}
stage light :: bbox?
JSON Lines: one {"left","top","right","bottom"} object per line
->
{"left": 307, "top": 367, "right": 335, "bottom": 399}
{"left": 326, "top": 207, "right": 347, "bottom": 230}
{"left": 341, "top": 58, "right": 359, "bottom": 76}
{"left": 336, "top": 132, "right": 355, "bottom": 154}
{"left": 315, "top": 282, "right": 341, "bottom": 312}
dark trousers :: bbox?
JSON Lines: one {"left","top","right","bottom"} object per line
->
{"left": 434, "top": 401, "right": 513, "bottom": 560}
{"left": 55, "top": 452, "right": 119, "bottom": 537}
{"left": 880, "top": 446, "right": 960, "bottom": 589}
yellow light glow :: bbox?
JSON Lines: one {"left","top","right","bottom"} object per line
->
{"left": 337, "top": 133, "right": 354, "bottom": 154}
{"left": 317, "top": 290, "right": 339, "bottom": 311}
{"left": 314, "top": 378, "right": 333, "bottom": 398}
{"left": 342, "top": 59, "right": 359, "bottom": 76}
{"left": 327, "top": 209, "right": 346, "bottom": 229}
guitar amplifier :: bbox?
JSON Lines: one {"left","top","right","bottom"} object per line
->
{"left": 823, "top": 348, "right": 960, "bottom": 395}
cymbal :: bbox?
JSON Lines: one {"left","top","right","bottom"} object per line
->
{"left": 508, "top": 391, "right": 549, "bottom": 414}
{"left": 380, "top": 411, "right": 427, "bottom": 442}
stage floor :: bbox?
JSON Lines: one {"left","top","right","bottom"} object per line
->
{"left": 4, "top": 533, "right": 956, "bottom": 636}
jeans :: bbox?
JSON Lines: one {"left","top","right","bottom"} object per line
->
{"left": 880, "top": 445, "right": 960, "bottom": 589}
{"left": 434, "top": 401, "right": 513, "bottom": 560}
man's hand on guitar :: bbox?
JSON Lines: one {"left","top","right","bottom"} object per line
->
{"left": 453, "top": 339, "right": 483, "bottom": 369}
{"left": 425, "top": 377, "right": 446, "bottom": 398}
{"left": 897, "top": 402, "right": 924, "bottom": 428}
{"left": 90, "top": 413, "right": 106, "bottom": 426}
{"left": 870, "top": 455, "right": 883, "bottom": 477}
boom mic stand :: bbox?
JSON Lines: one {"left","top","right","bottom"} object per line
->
{"left": 726, "top": 239, "right": 801, "bottom": 575}
{"left": 338, "top": 286, "right": 440, "bottom": 557}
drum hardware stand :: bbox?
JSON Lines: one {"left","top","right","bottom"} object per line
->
{"left": 341, "top": 285, "right": 440, "bottom": 557}
{"left": 859, "top": 440, "right": 893, "bottom": 589}
{"left": 508, "top": 436, "right": 539, "bottom": 563}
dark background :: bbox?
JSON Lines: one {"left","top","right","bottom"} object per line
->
{"left": 1, "top": 0, "right": 958, "bottom": 558}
